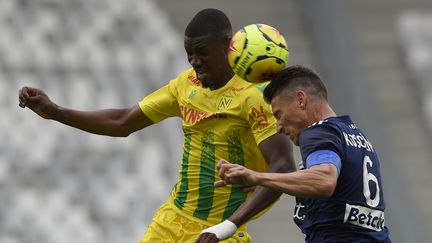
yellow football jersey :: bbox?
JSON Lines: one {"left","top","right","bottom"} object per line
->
{"left": 139, "top": 68, "right": 277, "bottom": 226}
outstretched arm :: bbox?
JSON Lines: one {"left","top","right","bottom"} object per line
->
{"left": 196, "top": 133, "right": 296, "bottom": 242}
{"left": 18, "top": 86, "right": 153, "bottom": 137}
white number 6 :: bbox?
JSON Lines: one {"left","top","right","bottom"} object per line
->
{"left": 363, "top": 155, "right": 380, "bottom": 207}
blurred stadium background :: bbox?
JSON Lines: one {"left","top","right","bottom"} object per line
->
{"left": 1, "top": 0, "right": 432, "bottom": 242}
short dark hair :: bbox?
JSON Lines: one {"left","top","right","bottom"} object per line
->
{"left": 185, "top": 8, "right": 232, "bottom": 39}
{"left": 264, "top": 65, "right": 328, "bottom": 103}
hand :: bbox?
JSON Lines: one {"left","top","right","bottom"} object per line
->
{"left": 214, "top": 159, "right": 259, "bottom": 187}
{"left": 195, "top": 232, "right": 219, "bottom": 243}
{"left": 18, "top": 86, "right": 57, "bottom": 119}
{"left": 195, "top": 220, "right": 237, "bottom": 242}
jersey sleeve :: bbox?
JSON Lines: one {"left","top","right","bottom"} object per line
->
{"left": 299, "top": 124, "right": 344, "bottom": 169}
{"left": 245, "top": 84, "right": 278, "bottom": 145}
{"left": 306, "top": 150, "right": 342, "bottom": 174}
{"left": 138, "top": 78, "right": 181, "bottom": 123}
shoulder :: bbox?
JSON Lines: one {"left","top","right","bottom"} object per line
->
{"left": 301, "top": 119, "right": 342, "bottom": 142}
{"left": 241, "top": 82, "right": 274, "bottom": 120}
{"left": 237, "top": 80, "right": 270, "bottom": 105}
{"left": 244, "top": 81, "right": 269, "bottom": 96}
{"left": 228, "top": 77, "right": 270, "bottom": 110}
{"left": 164, "top": 68, "right": 204, "bottom": 97}
{"left": 299, "top": 119, "right": 344, "bottom": 158}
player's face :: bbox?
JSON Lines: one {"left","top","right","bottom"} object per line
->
{"left": 271, "top": 91, "right": 308, "bottom": 146}
{"left": 184, "top": 35, "right": 232, "bottom": 89}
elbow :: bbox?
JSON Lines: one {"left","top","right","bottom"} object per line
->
{"left": 117, "top": 132, "right": 130, "bottom": 138}
{"left": 113, "top": 121, "right": 134, "bottom": 137}
{"left": 107, "top": 131, "right": 130, "bottom": 138}
{"left": 116, "top": 116, "right": 137, "bottom": 137}
{"left": 272, "top": 159, "right": 297, "bottom": 174}
{"left": 314, "top": 165, "right": 338, "bottom": 198}
{"left": 117, "top": 126, "right": 133, "bottom": 137}
{"left": 319, "top": 180, "right": 337, "bottom": 198}
{"left": 284, "top": 161, "right": 297, "bottom": 173}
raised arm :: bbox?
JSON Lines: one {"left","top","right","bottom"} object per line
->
{"left": 18, "top": 86, "right": 153, "bottom": 137}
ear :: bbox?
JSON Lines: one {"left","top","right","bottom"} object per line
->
{"left": 296, "top": 90, "right": 307, "bottom": 110}
{"left": 225, "top": 37, "right": 232, "bottom": 53}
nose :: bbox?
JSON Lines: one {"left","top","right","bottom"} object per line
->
{"left": 277, "top": 123, "right": 284, "bottom": 134}
{"left": 189, "top": 56, "right": 202, "bottom": 67}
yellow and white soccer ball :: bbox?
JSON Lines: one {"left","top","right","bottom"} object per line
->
{"left": 228, "top": 24, "right": 289, "bottom": 83}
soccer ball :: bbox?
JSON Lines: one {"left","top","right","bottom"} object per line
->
{"left": 228, "top": 24, "right": 289, "bottom": 83}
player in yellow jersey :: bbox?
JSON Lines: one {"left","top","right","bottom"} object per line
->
{"left": 18, "top": 8, "right": 296, "bottom": 243}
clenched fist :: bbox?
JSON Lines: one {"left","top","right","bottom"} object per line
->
{"left": 18, "top": 86, "right": 57, "bottom": 119}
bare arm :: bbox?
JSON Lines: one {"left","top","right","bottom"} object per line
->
{"left": 219, "top": 161, "right": 338, "bottom": 198}
{"left": 18, "top": 86, "right": 153, "bottom": 137}
{"left": 195, "top": 133, "right": 296, "bottom": 243}
{"left": 226, "top": 133, "right": 296, "bottom": 226}
{"left": 255, "top": 163, "right": 337, "bottom": 197}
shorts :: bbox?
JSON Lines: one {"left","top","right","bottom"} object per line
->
{"left": 140, "top": 202, "right": 252, "bottom": 243}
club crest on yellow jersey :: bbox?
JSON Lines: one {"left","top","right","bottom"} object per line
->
{"left": 218, "top": 95, "right": 233, "bottom": 110}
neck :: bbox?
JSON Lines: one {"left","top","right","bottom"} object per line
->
{"left": 310, "top": 102, "right": 336, "bottom": 123}
{"left": 209, "top": 68, "right": 234, "bottom": 90}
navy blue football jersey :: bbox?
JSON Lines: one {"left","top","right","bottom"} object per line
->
{"left": 294, "top": 116, "right": 391, "bottom": 242}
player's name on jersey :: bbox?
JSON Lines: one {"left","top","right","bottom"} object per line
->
{"left": 344, "top": 203, "right": 385, "bottom": 231}
{"left": 343, "top": 132, "right": 374, "bottom": 152}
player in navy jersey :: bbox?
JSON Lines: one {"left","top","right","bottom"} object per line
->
{"left": 215, "top": 65, "right": 391, "bottom": 242}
